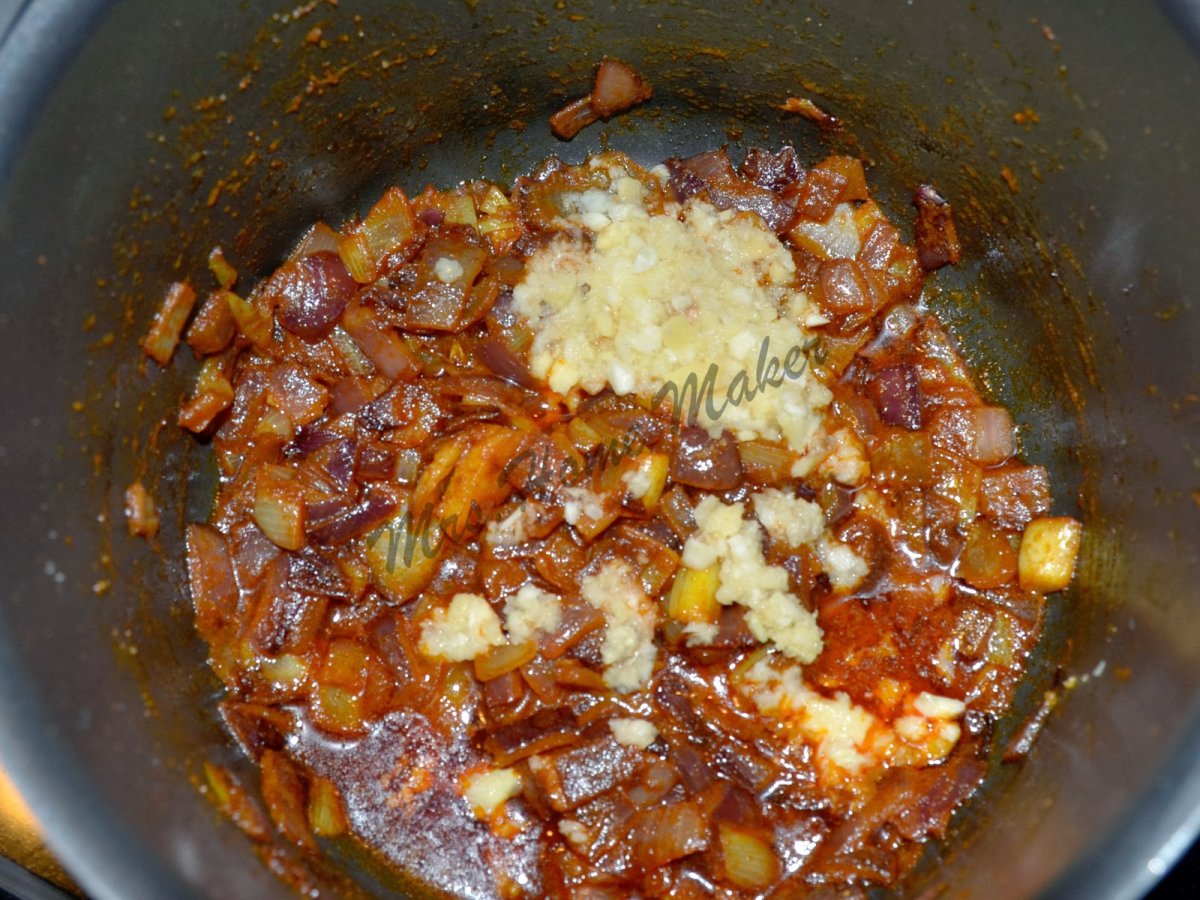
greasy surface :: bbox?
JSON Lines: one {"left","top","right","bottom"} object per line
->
{"left": 0, "top": 2, "right": 1196, "bottom": 900}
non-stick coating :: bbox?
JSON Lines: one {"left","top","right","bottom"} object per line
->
{"left": 0, "top": 2, "right": 1197, "bottom": 899}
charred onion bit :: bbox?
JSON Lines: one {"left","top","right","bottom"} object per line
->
{"left": 549, "top": 58, "right": 653, "bottom": 139}
{"left": 169, "top": 143, "right": 1080, "bottom": 898}
{"left": 913, "top": 184, "right": 962, "bottom": 270}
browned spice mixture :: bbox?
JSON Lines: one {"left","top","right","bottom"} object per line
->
{"left": 150, "top": 142, "right": 1080, "bottom": 898}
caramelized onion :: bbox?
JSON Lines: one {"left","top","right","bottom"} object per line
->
{"left": 591, "top": 58, "right": 653, "bottom": 117}
{"left": 913, "top": 184, "right": 962, "bottom": 271}
{"left": 670, "top": 426, "right": 743, "bottom": 491}
{"left": 867, "top": 363, "right": 923, "bottom": 430}
{"left": 271, "top": 251, "right": 357, "bottom": 340}
{"left": 477, "top": 333, "right": 540, "bottom": 389}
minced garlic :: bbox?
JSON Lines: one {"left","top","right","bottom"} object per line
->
{"left": 512, "top": 165, "right": 832, "bottom": 462}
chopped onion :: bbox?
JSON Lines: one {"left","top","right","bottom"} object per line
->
{"left": 306, "top": 776, "right": 348, "bottom": 838}
{"left": 913, "top": 184, "right": 962, "bottom": 270}
{"left": 867, "top": 364, "right": 924, "bottom": 430}
{"left": 340, "top": 302, "right": 422, "bottom": 381}
{"left": 737, "top": 439, "right": 795, "bottom": 485}
{"left": 362, "top": 187, "right": 416, "bottom": 266}
{"left": 718, "top": 822, "right": 780, "bottom": 890}
{"left": 259, "top": 750, "right": 316, "bottom": 851}
{"left": 207, "top": 246, "right": 238, "bottom": 289}
{"left": 477, "top": 333, "right": 539, "bottom": 389}
{"left": 364, "top": 508, "right": 442, "bottom": 603}
{"left": 289, "top": 221, "right": 341, "bottom": 260}
{"left": 253, "top": 465, "right": 306, "bottom": 551}
{"left": 141, "top": 281, "right": 196, "bottom": 366}
{"left": 124, "top": 480, "right": 160, "bottom": 538}
{"left": 978, "top": 464, "right": 1051, "bottom": 529}
{"left": 666, "top": 564, "right": 720, "bottom": 625}
{"left": 178, "top": 357, "right": 234, "bottom": 433}
{"left": 474, "top": 640, "right": 538, "bottom": 682}
{"left": 591, "top": 58, "right": 653, "bottom": 117}
{"left": 185, "top": 523, "right": 238, "bottom": 642}
{"left": 670, "top": 426, "right": 743, "bottom": 491}
{"left": 482, "top": 707, "right": 579, "bottom": 766}
{"left": 958, "top": 521, "right": 1018, "bottom": 589}
{"left": 968, "top": 406, "right": 1017, "bottom": 465}
{"left": 549, "top": 95, "right": 599, "bottom": 141}
{"left": 186, "top": 290, "right": 236, "bottom": 356}
{"left": 631, "top": 801, "right": 709, "bottom": 868}
{"left": 223, "top": 289, "right": 273, "bottom": 348}
{"left": 272, "top": 251, "right": 356, "bottom": 341}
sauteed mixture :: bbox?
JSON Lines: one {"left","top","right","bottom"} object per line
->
{"left": 161, "top": 145, "right": 1080, "bottom": 897}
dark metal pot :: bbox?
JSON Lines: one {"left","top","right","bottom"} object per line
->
{"left": 0, "top": 1, "right": 1197, "bottom": 898}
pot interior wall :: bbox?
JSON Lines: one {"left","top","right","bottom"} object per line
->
{"left": 0, "top": 1, "right": 1197, "bottom": 899}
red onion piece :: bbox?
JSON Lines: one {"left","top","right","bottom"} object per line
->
{"left": 739, "top": 145, "right": 803, "bottom": 193}
{"left": 288, "top": 221, "right": 340, "bottom": 261}
{"left": 340, "top": 303, "right": 422, "bottom": 381}
{"left": 313, "top": 438, "right": 357, "bottom": 491}
{"left": 264, "top": 363, "right": 329, "bottom": 426}
{"left": 307, "top": 489, "right": 398, "bottom": 545}
{"left": 477, "top": 333, "right": 540, "bottom": 389}
{"left": 185, "top": 524, "right": 239, "bottom": 640}
{"left": 271, "top": 251, "right": 357, "bottom": 341}
{"left": 286, "top": 549, "right": 353, "bottom": 600}
{"left": 867, "top": 364, "right": 924, "bottom": 430}
{"left": 666, "top": 149, "right": 795, "bottom": 232}
{"left": 819, "top": 259, "right": 876, "bottom": 317}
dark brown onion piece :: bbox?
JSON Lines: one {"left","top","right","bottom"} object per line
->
{"left": 476, "top": 334, "right": 540, "bottom": 389}
{"left": 248, "top": 558, "right": 327, "bottom": 656}
{"left": 186, "top": 524, "right": 239, "bottom": 641}
{"left": 670, "top": 426, "right": 743, "bottom": 491}
{"left": 220, "top": 702, "right": 290, "bottom": 761}
{"left": 483, "top": 707, "right": 579, "bottom": 767}
{"left": 307, "top": 489, "right": 398, "bottom": 545}
{"left": 889, "top": 757, "right": 987, "bottom": 841}
{"left": 259, "top": 750, "right": 316, "bottom": 851}
{"left": 527, "top": 735, "right": 645, "bottom": 811}
{"left": 284, "top": 426, "right": 339, "bottom": 459}
{"left": 272, "top": 251, "right": 356, "bottom": 340}
{"left": 671, "top": 743, "right": 715, "bottom": 794}
{"left": 666, "top": 149, "right": 794, "bottom": 232}
{"left": 740, "top": 145, "right": 803, "bottom": 193}
{"left": 665, "top": 159, "right": 707, "bottom": 202}
{"left": 549, "top": 95, "right": 600, "bottom": 140}
{"left": 913, "top": 184, "right": 962, "bottom": 271}
{"left": 818, "top": 259, "right": 876, "bottom": 318}
{"left": 630, "top": 801, "right": 710, "bottom": 869}
{"left": 978, "top": 464, "right": 1051, "bottom": 530}
{"left": 286, "top": 549, "right": 353, "bottom": 600}
{"left": 360, "top": 381, "right": 440, "bottom": 433}
{"left": 867, "top": 364, "right": 924, "bottom": 430}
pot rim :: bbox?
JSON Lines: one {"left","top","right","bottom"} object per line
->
{"left": 0, "top": 2, "right": 1197, "bottom": 899}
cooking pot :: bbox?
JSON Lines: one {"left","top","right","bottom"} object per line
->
{"left": 0, "top": 1, "right": 1197, "bottom": 898}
